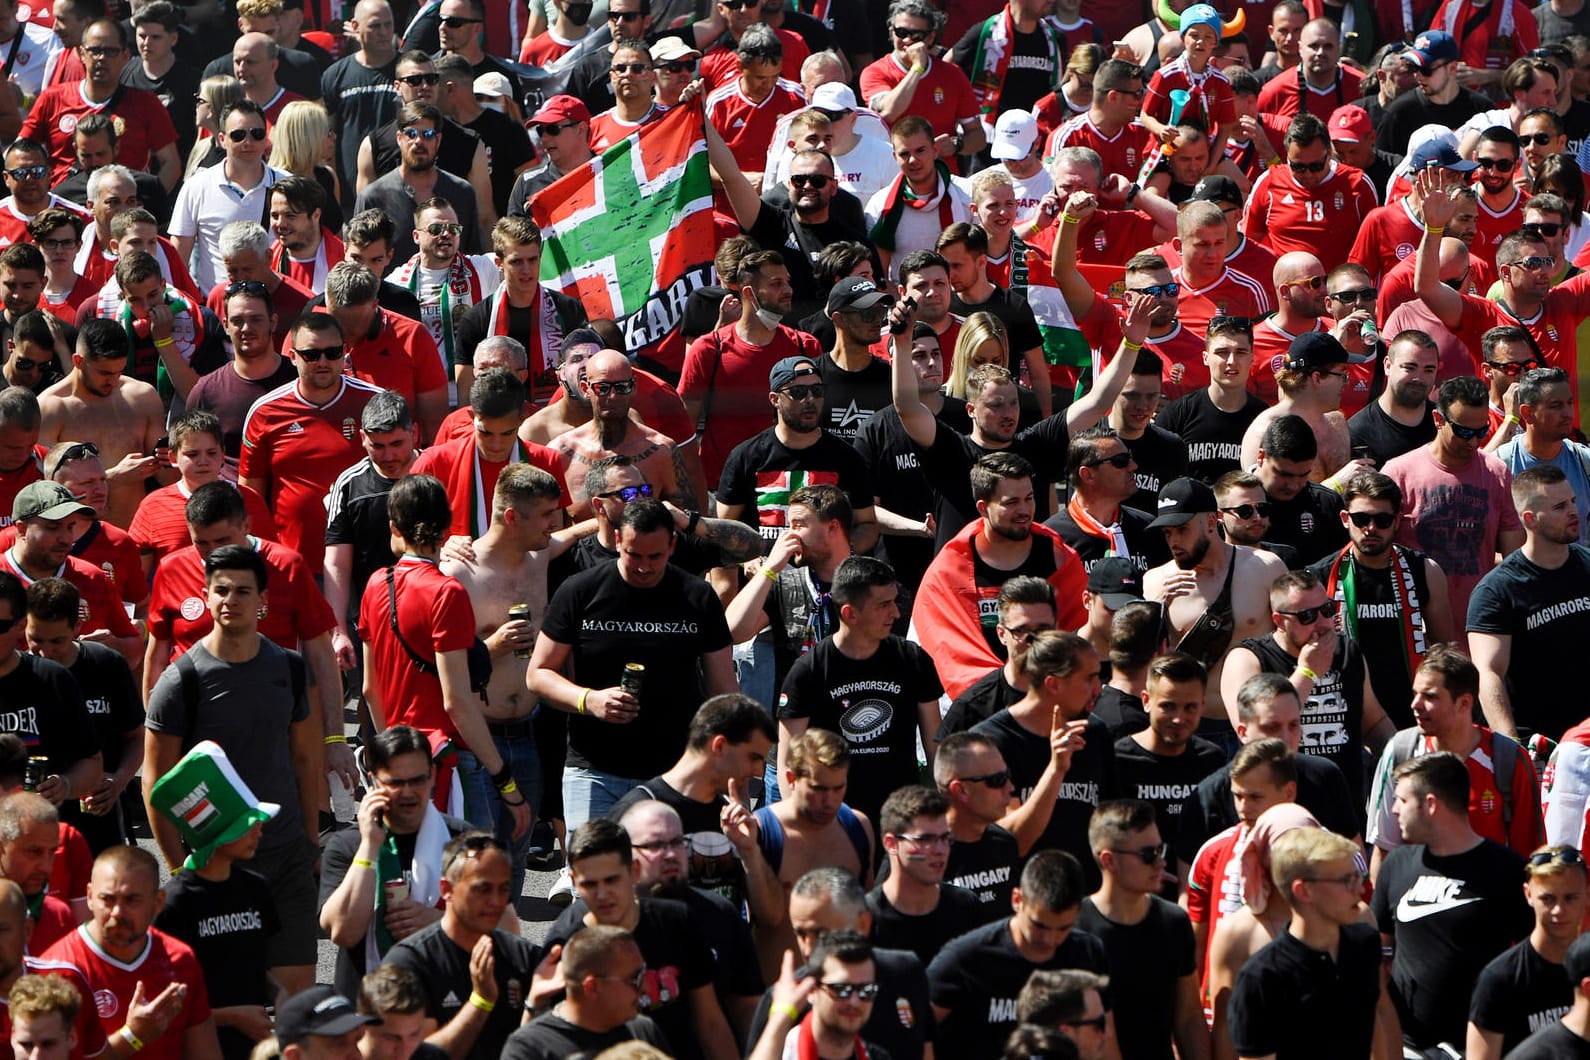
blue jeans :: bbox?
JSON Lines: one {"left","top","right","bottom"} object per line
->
{"left": 457, "top": 731, "right": 543, "bottom": 901}
{"left": 563, "top": 766, "right": 644, "bottom": 838}
{"left": 734, "top": 632, "right": 775, "bottom": 708}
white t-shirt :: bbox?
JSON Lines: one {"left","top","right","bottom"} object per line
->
{"left": 167, "top": 164, "right": 285, "bottom": 292}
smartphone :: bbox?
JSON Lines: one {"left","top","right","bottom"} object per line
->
{"left": 889, "top": 296, "right": 918, "bottom": 336}
{"left": 151, "top": 435, "right": 169, "bottom": 457}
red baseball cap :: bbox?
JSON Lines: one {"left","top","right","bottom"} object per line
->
{"left": 529, "top": 94, "right": 590, "bottom": 126}
{"left": 1328, "top": 105, "right": 1372, "bottom": 144}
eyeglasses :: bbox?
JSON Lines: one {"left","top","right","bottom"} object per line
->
{"left": 424, "top": 222, "right": 464, "bottom": 236}
{"left": 894, "top": 831, "right": 952, "bottom": 847}
{"left": 631, "top": 835, "right": 689, "bottom": 852}
{"left": 1475, "top": 156, "right": 1516, "bottom": 171}
{"left": 1524, "top": 222, "right": 1564, "bottom": 238}
{"left": 820, "top": 981, "right": 881, "bottom": 1001}
{"left": 589, "top": 379, "right": 637, "bottom": 396}
{"left": 1126, "top": 282, "right": 1180, "bottom": 297}
{"left": 598, "top": 484, "right": 653, "bottom": 502}
{"left": 1281, "top": 275, "right": 1327, "bottom": 290}
{"left": 1347, "top": 510, "right": 1396, "bottom": 529}
{"left": 4, "top": 165, "right": 45, "bottom": 181}
{"left": 657, "top": 60, "right": 696, "bottom": 74}
{"left": 608, "top": 9, "right": 645, "bottom": 20}
{"left": 400, "top": 127, "right": 441, "bottom": 141}
{"left": 890, "top": 24, "right": 927, "bottom": 40}
{"left": 1504, "top": 255, "right": 1556, "bottom": 272}
{"left": 1304, "top": 870, "right": 1367, "bottom": 889}
{"left": 375, "top": 771, "right": 431, "bottom": 790}
{"left": 1288, "top": 159, "right": 1328, "bottom": 173}
{"left": 295, "top": 345, "right": 344, "bottom": 362}
{"left": 81, "top": 45, "right": 122, "bottom": 57}
{"left": 38, "top": 237, "right": 79, "bottom": 251}
{"left": 611, "top": 62, "right": 652, "bottom": 75}
{"left": 1529, "top": 848, "right": 1587, "bottom": 868}
{"left": 1084, "top": 451, "right": 1134, "bottom": 469}
{"left": 438, "top": 14, "right": 482, "bottom": 27}
{"left": 1277, "top": 599, "right": 1340, "bottom": 624}
{"left": 1111, "top": 843, "right": 1168, "bottom": 863}
{"left": 781, "top": 384, "right": 825, "bottom": 401}
{"left": 1062, "top": 1015, "right": 1109, "bottom": 1032}
{"left": 1521, "top": 132, "right": 1558, "bottom": 147}
{"left": 957, "top": 769, "right": 1011, "bottom": 788}
{"left": 226, "top": 127, "right": 268, "bottom": 143}
{"left": 789, "top": 173, "right": 830, "bottom": 189}
{"left": 599, "top": 966, "right": 648, "bottom": 993}
{"left": 1327, "top": 287, "right": 1376, "bottom": 303}
{"left": 1444, "top": 418, "right": 1489, "bottom": 441}
{"left": 395, "top": 72, "right": 440, "bottom": 86}
{"left": 1220, "top": 503, "right": 1272, "bottom": 519}
{"left": 1483, "top": 358, "right": 1539, "bottom": 375}
{"left": 535, "top": 121, "right": 580, "bottom": 137}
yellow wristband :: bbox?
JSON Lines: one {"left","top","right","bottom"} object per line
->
{"left": 1296, "top": 665, "right": 1318, "bottom": 682}
{"left": 577, "top": 687, "right": 590, "bottom": 714}
{"left": 152, "top": 336, "right": 175, "bottom": 348}
{"left": 762, "top": 564, "right": 780, "bottom": 582}
{"left": 909, "top": 64, "right": 925, "bottom": 75}
{"left": 776, "top": 1002, "right": 801, "bottom": 1023}
{"left": 1061, "top": 212, "right": 1080, "bottom": 224}
{"left": 1121, "top": 339, "right": 1143, "bottom": 352}
{"left": 468, "top": 992, "right": 495, "bottom": 1013}
{"left": 324, "top": 734, "right": 347, "bottom": 745}
{"left": 120, "top": 1027, "right": 145, "bottom": 1052}
{"left": 498, "top": 779, "right": 518, "bottom": 796}
{"left": 1505, "top": 414, "right": 1521, "bottom": 427}
{"left": 1425, "top": 225, "right": 1445, "bottom": 235}
{"left": 351, "top": 858, "right": 375, "bottom": 870}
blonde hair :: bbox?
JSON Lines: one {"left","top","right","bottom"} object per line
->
{"left": 1269, "top": 827, "right": 1359, "bottom": 896}
{"left": 186, "top": 76, "right": 245, "bottom": 180}
{"left": 968, "top": 167, "right": 1014, "bottom": 202}
{"left": 1525, "top": 844, "right": 1589, "bottom": 882}
{"left": 786, "top": 728, "right": 850, "bottom": 778}
{"left": 269, "top": 100, "right": 332, "bottom": 177}
{"left": 236, "top": 0, "right": 284, "bottom": 17}
{"left": 946, "top": 311, "right": 1008, "bottom": 400}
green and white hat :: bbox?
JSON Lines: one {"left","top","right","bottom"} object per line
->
{"left": 148, "top": 740, "right": 280, "bottom": 870}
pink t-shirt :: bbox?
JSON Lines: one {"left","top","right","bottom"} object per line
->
{"left": 1382, "top": 298, "right": 1476, "bottom": 385}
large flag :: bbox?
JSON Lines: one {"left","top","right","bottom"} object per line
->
{"left": 531, "top": 104, "right": 716, "bottom": 357}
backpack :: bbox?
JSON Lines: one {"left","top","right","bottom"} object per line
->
{"left": 1385, "top": 726, "right": 1518, "bottom": 832}
{"left": 172, "top": 647, "right": 306, "bottom": 747}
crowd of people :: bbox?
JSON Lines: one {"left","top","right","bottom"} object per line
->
{"left": 4, "top": 0, "right": 1590, "bottom": 1057}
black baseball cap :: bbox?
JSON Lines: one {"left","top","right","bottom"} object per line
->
{"left": 1087, "top": 557, "right": 1144, "bottom": 610}
{"left": 1189, "top": 175, "right": 1242, "bottom": 209}
{"left": 275, "top": 987, "right": 377, "bottom": 1046}
{"left": 1147, "top": 478, "right": 1219, "bottom": 528}
{"left": 826, "top": 276, "right": 893, "bottom": 316}
{"left": 1284, "top": 331, "right": 1348, "bottom": 371}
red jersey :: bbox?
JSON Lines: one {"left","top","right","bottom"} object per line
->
{"left": 1188, "top": 823, "right": 1247, "bottom": 1021}
{"left": 1453, "top": 280, "right": 1590, "bottom": 418}
{"left": 0, "top": 955, "right": 107, "bottom": 1059}
{"left": 18, "top": 82, "right": 178, "bottom": 185}
{"left": 1471, "top": 188, "right": 1530, "bottom": 271}
{"left": 1146, "top": 322, "right": 1210, "bottom": 400}
{"left": 258, "top": 86, "right": 305, "bottom": 129}
{"left": 1255, "top": 65, "right": 1365, "bottom": 128}
{"left": 48, "top": 822, "right": 89, "bottom": 913}
{"left": 699, "top": 27, "right": 809, "bottom": 90}
{"left": 126, "top": 481, "right": 276, "bottom": 565}
{"left": 520, "top": 28, "right": 578, "bottom": 66}
{"left": 239, "top": 376, "right": 380, "bottom": 577}
{"left": 0, "top": 551, "right": 134, "bottom": 640}
{"left": 1377, "top": 249, "right": 1496, "bottom": 322}
{"left": 356, "top": 555, "right": 475, "bottom": 743}
{"left": 0, "top": 446, "right": 44, "bottom": 529}
{"left": 1171, "top": 265, "right": 1273, "bottom": 338}
{"left": 704, "top": 79, "right": 807, "bottom": 173}
{"left": 858, "top": 54, "right": 979, "bottom": 138}
{"left": 39, "top": 275, "right": 99, "bottom": 323}
{"left": 1348, "top": 198, "right": 1426, "bottom": 283}
{"left": 1046, "top": 113, "right": 1151, "bottom": 183}
{"left": 146, "top": 537, "right": 335, "bottom": 657}
{"left": 1158, "top": 234, "right": 1280, "bottom": 289}
{"left": 1144, "top": 58, "right": 1235, "bottom": 131}
{"left": 1370, "top": 728, "right": 1544, "bottom": 860}
{"left": 31, "top": 896, "right": 74, "bottom": 956}
{"left": 285, "top": 311, "right": 445, "bottom": 409}
{"left": 0, "top": 518, "right": 145, "bottom": 605}
{"left": 587, "top": 105, "right": 662, "bottom": 154}
{"left": 1249, "top": 317, "right": 1331, "bottom": 404}
{"left": 409, "top": 436, "right": 571, "bottom": 539}
{"left": 1042, "top": 208, "right": 1159, "bottom": 268}
{"left": 0, "top": 193, "right": 87, "bottom": 247}
{"left": 1430, "top": 0, "right": 1538, "bottom": 72}
{"left": 42, "top": 925, "right": 210, "bottom": 1060}
{"left": 1243, "top": 160, "right": 1378, "bottom": 271}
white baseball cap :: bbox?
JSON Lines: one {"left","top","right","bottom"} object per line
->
{"left": 990, "top": 109, "right": 1039, "bottom": 161}
{"left": 810, "top": 81, "right": 857, "bottom": 113}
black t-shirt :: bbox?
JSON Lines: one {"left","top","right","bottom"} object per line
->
{"left": 1077, "top": 896, "right": 1196, "bottom": 1060}
{"left": 321, "top": 55, "right": 400, "bottom": 186}
{"left": 1174, "top": 756, "right": 1360, "bottom": 866}
{"left": 1506, "top": 1021, "right": 1590, "bottom": 1059}
{"left": 927, "top": 918, "right": 1109, "bottom": 1060}
{"left": 1371, "top": 840, "right": 1532, "bottom": 1050}
{"left": 950, "top": 22, "right": 1058, "bottom": 116}
{"left": 919, "top": 414, "right": 1070, "bottom": 548}
{"left": 816, "top": 355, "right": 893, "bottom": 444}
{"left": 1377, "top": 86, "right": 1495, "bottom": 155}
{"left": 851, "top": 405, "right": 947, "bottom": 592}
{"left": 747, "top": 199, "right": 872, "bottom": 307}
{"left": 462, "top": 107, "right": 535, "bottom": 215}
{"left": 0, "top": 654, "right": 96, "bottom": 774}
{"left": 384, "top": 925, "right": 543, "bottom": 1060}
{"left": 715, "top": 427, "right": 875, "bottom": 550}
{"left": 1236, "top": 634, "right": 1368, "bottom": 802}
{"left": 1112, "top": 735, "right": 1225, "bottom": 851}
{"left": 779, "top": 636, "right": 942, "bottom": 824}
{"left": 971, "top": 710, "right": 1116, "bottom": 892}
{"left": 1156, "top": 389, "right": 1268, "bottom": 484}
{"left": 155, "top": 867, "right": 279, "bottom": 1060}
{"left": 866, "top": 883, "right": 987, "bottom": 967}
{"left": 948, "top": 287, "right": 1043, "bottom": 372}
{"left": 1228, "top": 922, "right": 1382, "bottom": 1060}
{"left": 62, "top": 640, "right": 143, "bottom": 851}
{"left": 1466, "top": 543, "right": 1590, "bottom": 741}
{"left": 324, "top": 457, "right": 401, "bottom": 613}
{"left": 1265, "top": 482, "right": 1349, "bottom": 566}
{"left": 937, "top": 667, "right": 1020, "bottom": 741}
{"left": 367, "top": 116, "right": 481, "bottom": 183}
{"left": 504, "top": 1013, "right": 671, "bottom": 1060}
{"left": 570, "top": 536, "right": 729, "bottom": 578}
{"left": 1120, "top": 423, "right": 1188, "bottom": 512}
{"left": 1470, "top": 938, "right": 1575, "bottom": 1055}
{"left": 545, "top": 899, "right": 714, "bottom": 1060}
{"left": 1042, "top": 503, "right": 1168, "bottom": 575}
{"left": 970, "top": 537, "right": 1056, "bottom": 657}
{"left": 541, "top": 562, "right": 734, "bottom": 778}
{"left": 745, "top": 948, "right": 934, "bottom": 1060}
{"left": 1091, "top": 686, "right": 1148, "bottom": 739}
{"left": 606, "top": 776, "right": 746, "bottom": 909}
{"left": 120, "top": 60, "right": 202, "bottom": 164}
{"left": 1347, "top": 400, "right": 1437, "bottom": 468}
{"left": 945, "top": 824, "right": 1022, "bottom": 911}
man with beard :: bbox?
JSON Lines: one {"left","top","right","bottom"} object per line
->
{"left": 816, "top": 278, "right": 893, "bottom": 444}
{"left": 1142, "top": 479, "right": 1288, "bottom": 755}
{"left": 550, "top": 350, "right": 687, "bottom": 520}
{"left": 1213, "top": 471, "right": 1301, "bottom": 569}
{"left": 1045, "top": 426, "right": 1165, "bottom": 575}
{"left": 754, "top": 932, "right": 890, "bottom": 1060}
{"left": 589, "top": 40, "right": 662, "bottom": 151}
{"left": 1470, "top": 128, "right": 1530, "bottom": 272}
{"left": 1496, "top": 367, "right": 1590, "bottom": 542}
{"left": 1309, "top": 473, "right": 1454, "bottom": 730}
{"left": 355, "top": 103, "right": 482, "bottom": 267}
{"left": 1249, "top": 252, "right": 1376, "bottom": 414}
{"left": 388, "top": 198, "right": 499, "bottom": 391}
{"left": 1348, "top": 332, "right": 1440, "bottom": 467}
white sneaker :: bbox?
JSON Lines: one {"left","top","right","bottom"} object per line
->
{"left": 548, "top": 868, "right": 575, "bottom": 908}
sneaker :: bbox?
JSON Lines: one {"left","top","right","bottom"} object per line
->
{"left": 547, "top": 869, "right": 575, "bottom": 908}
{"left": 526, "top": 820, "right": 561, "bottom": 870}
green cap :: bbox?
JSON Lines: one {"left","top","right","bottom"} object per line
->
{"left": 148, "top": 740, "right": 280, "bottom": 870}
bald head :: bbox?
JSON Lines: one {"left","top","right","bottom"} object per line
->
{"left": 619, "top": 799, "right": 681, "bottom": 834}
{"left": 353, "top": 0, "right": 392, "bottom": 22}
{"left": 1274, "top": 251, "right": 1325, "bottom": 289}
{"left": 1438, "top": 237, "right": 1471, "bottom": 282}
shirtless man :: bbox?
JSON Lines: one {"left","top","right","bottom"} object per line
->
{"left": 741, "top": 728, "right": 875, "bottom": 982}
{"left": 1240, "top": 331, "right": 1360, "bottom": 483}
{"left": 441, "top": 462, "right": 592, "bottom": 898}
{"left": 547, "top": 349, "right": 685, "bottom": 520}
{"left": 37, "top": 319, "right": 164, "bottom": 528}
{"left": 1142, "top": 478, "right": 1287, "bottom": 750}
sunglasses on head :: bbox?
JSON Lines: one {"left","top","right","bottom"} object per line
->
{"left": 1126, "top": 282, "right": 1179, "bottom": 297}
{"left": 1529, "top": 848, "right": 1587, "bottom": 868}
{"left": 781, "top": 383, "right": 824, "bottom": 401}
{"left": 820, "top": 981, "right": 881, "bottom": 1001}
{"left": 1348, "top": 510, "right": 1396, "bottom": 529}
{"left": 1521, "top": 132, "right": 1557, "bottom": 147}
{"left": 1220, "top": 502, "right": 1272, "bottom": 519}
{"left": 1483, "top": 358, "right": 1539, "bottom": 375}
{"left": 225, "top": 280, "right": 270, "bottom": 298}
{"left": 295, "top": 344, "right": 344, "bottom": 362}
{"left": 789, "top": 173, "right": 830, "bottom": 189}
{"left": 1475, "top": 156, "right": 1516, "bottom": 171}
{"left": 1277, "top": 599, "right": 1340, "bottom": 624}
{"left": 1288, "top": 159, "right": 1328, "bottom": 173}
{"left": 589, "top": 379, "right": 637, "bottom": 396}
{"left": 424, "top": 222, "right": 463, "bottom": 236}
{"left": 226, "top": 127, "right": 267, "bottom": 142}
{"left": 1444, "top": 418, "right": 1489, "bottom": 440}
{"left": 55, "top": 441, "right": 99, "bottom": 463}
{"left": 598, "top": 483, "right": 653, "bottom": 502}
{"left": 1084, "top": 451, "right": 1134, "bottom": 469}
{"left": 395, "top": 72, "right": 440, "bottom": 86}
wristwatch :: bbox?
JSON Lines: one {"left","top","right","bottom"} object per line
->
{"left": 952, "top": 127, "right": 965, "bottom": 154}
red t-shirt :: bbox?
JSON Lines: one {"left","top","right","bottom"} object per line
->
{"left": 1348, "top": 198, "right": 1425, "bottom": 284}
{"left": 42, "top": 925, "right": 210, "bottom": 1060}
{"left": 0, "top": 194, "right": 89, "bottom": 247}
{"left": 520, "top": 29, "right": 577, "bottom": 66}
{"left": 1046, "top": 114, "right": 1151, "bottom": 183}
{"left": 39, "top": 275, "right": 99, "bottom": 323}
{"left": 48, "top": 822, "right": 89, "bottom": 912}
{"left": 19, "top": 82, "right": 178, "bottom": 185}
{"left": 704, "top": 79, "right": 807, "bottom": 173}
{"left": 239, "top": 377, "right": 380, "bottom": 577}
{"left": 858, "top": 54, "right": 979, "bottom": 138}
{"left": 1244, "top": 160, "right": 1379, "bottom": 272}
{"left": 0, "top": 518, "right": 146, "bottom": 605}
{"left": 0, "top": 955, "right": 107, "bottom": 1058}
{"left": 127, "top": 481, "right": 276, "bottom": 565}
{"left": 146, "top": 538, "right": 335, "bottom": 658}
{"left": 30, "top": 896, "right": 75, "bottom": 957}
{"left": 204, "top": 273, "right": 315, "bottom": 351}
{"left": 409, "top": 436, "right": 571, "bottom": 538}
{"left": 78, "top": 234, "right": 198, "bottom": 301}
{"left": 1157, "top": 235, "right": 1280, "bottom": 290}
{"left": 356, "top": 555, "right": 475, "bottom": 739}
{"left": 1471, "top": 188, "right": 1530, "bottom": 271}
{"left": 1255, "top": 66, "right": 1365, "bottom": 128}
{"left": 679, "top": 324, "right": 824, "bottom": 487}
{"left": 1146, "top": 323, "right": 1211, "bottom": 400}
{"left": 1249, "top": 317, "right": 1331, "bottom": 404}
{"left": 0, "top": 447, "right": 44, "bottom": 530}
{"left": 1028, "top": 208, "right": 1159, "bottom": 268}
{"left": 1171, "top": 265, "right": 1273, "bottom": 338}
{"left": 1430, "top": 0, "right": 1538, "bottom": 71}
{"left": 284, "top": 311, "right": 445, "bottom": 409}
{"left": 587, "top": 105, "right": 662, "bottom": 154}
{"left": 1145, "top": 58, "right": 1235, "bottom": 130}
{"left": 0, "top": 552, "right": 135, "bottom": 640}
{"left": 1376, "top": 249, "right": 1496, "bottom": 322}
{"left": 699, "top": 27, "right": 810, "bottom": 90}
{"left": 1453, "top": 280, "right": 1590, "bottom": 415}
{"left": 1188, "top": 823, "right": 1246, "bottom": 1020}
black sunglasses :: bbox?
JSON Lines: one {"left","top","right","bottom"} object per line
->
{"left": 589, "top": 379, "right": 637, "bottom": 396}
{"left": 1111, "top": 842, "right": 1168, "bottom": 864}
{"left": 55, "top": 441, "right": 99, "bottom": 463}
{"left": 1084, "top": 452, "right": 1134, "bottom": 469}
{"left": 1524, "top": 222, "right": 1564, "bottom": 238}
{"left": 4, "top": 165, "right": 45, "bottom": 181}
{"left": 439, "top": 14, "right": 482, "bottom": 26}
{"left": 957, "top": 769, "right": 1010, "bottom": 788}
{"left": 1347, "top": 510, "right": 1396, "bottom": 529}
{"left": 225, "top": 280, "right": 270, "bottom": 298}
{"left": 1220, "top": 503, "right": 1272, "bottom": 519}
{"left": 891, "top": 25, "right": 928, "bottom": 40}
{"left": 781, "top": 383, "right": 824, "bottom": 401}
{"left": 1288, "top": 159, "right": 1328, "bottom": 173}
{"left": 820, "top": 981, "right": 881, "bottom": 1001}
{"left": 295, "top": 345, "right": 344, "bottom": 362}
{"left": 789, "top": 173, "right": 830, "bottom": 189}
{"left": 608, "top": 8, "right": 645, "bottom": 19}
{"left": 1521, "top": 132, "right": 1557, "bottom": 147}
{"left": 1126, "top": 282, "right": 1180, "bottom": 297}
{"left": 1327, "top": 287, "right": 1376, "bottom": 303}
{"left": 1475, "top": 157, "right": 1516, "bottom": 171}
{"left": 226, "top": 127, "right": 268, "bottom": 142}
{"left": 657, "top": 60, "right": 696, "bottom": 74}
{"left": 1444, "top": 418, "right": 1489, "bottom": 440}
{"left": 1529, "top": 848, "right": 1586, "bottom": 868}
{"left": 611, "top": 62, "right": 652, "bottom": 75}
{"left": 598, "top": 484, "right": 654, "bottom": 502}
{"left": 395, "top": 72, "right": 440, "bottom": 86}
{"left": 1277, "top": 599, "right": 1340, "bottom": 624}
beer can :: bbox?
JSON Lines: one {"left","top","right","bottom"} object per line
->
{"left": 508, "top": 604, "right": 532, "bottom": 659}
{"left": 79, "top": 798, "right": 91, "bottom": 814}
{"left": 24, "top": 758, "right": 46, "bottom": 792}
{"left": 621, "top": 663, "right": 645, "bottom": 696}
{"left": 384, "top": 878, "right": 409, "bottom": 905}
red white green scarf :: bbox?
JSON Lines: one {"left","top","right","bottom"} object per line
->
{"left": 1325, "top": 544, "right": 1427, "bottom": 682}
{"left": 1066, "top": 494, "right": 1130, "bottom": 558}
{"left": 869, "top": 160, "right": 958, "bottom": 253}
{"left": 395, "top": 254, "right": 490, "bottom": 375}
{"left": 786, "top": 1012, "right": 872, "bottom": 1060}
{"left": 487, "top": 282, "right": 563, "bottom": 403}
{"left": 117, "top": 288, "right": 197, "bottom": 400}
{"left": 968, "top": 6, "right": 1063, "bottom": 119}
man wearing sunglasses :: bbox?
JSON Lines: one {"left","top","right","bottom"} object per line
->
{"left": 169, "top": 98, "right": 287, "bottom": 293}
{"left": 550, "top": 349, "right": 686, "bottom": 519}
{"left": 860, "top": 0, "right": 983, "bottom": 163}
{"left": 753, "top": 931, "right": 886, "bottom": 1060}
{"left": 1250, "top": 253, "right": 1374, "bottom": 414}
{"left": 934, "top": 732, "right": 1024, "bottom": 908}
{"left": 1244, "top": 112, "right": 1377, "bottom": 273}
{"left": 571, "top": 454, "right": 760, "bottom": 575}
{"left": 1465, "top": 128, "right": 1531, "bottom": 272}
{"left": 436, "top": 0, "right": 525, "bottom": 110}
{"left": 355, "top": 103, "right": 484, "bottom": 268}
{"left": 1046, "top": 428, "right": 1163, "bottom": 574}
{"left": 391, "top": 198, "right": 500, "bottom": 388}
{"left": 0, "top": 141, "right": 85, "bottom": 252}
{"left": 1379, "top": 30, "right": 1495, "bottom": 156}
{"left": 507, "top": 95, "right": 597, "bottom": 219}
{"left": 356, "top": 52, "right": 492, "bottom": 220}
{"left": 506, "top": 924, "right": 668, "bottom": 1058}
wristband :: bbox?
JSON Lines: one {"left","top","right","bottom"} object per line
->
{"left": 1425, "top": 224, "right": 1445, "bottom": 235}
{"left": 497, "top": 780, "right": 519, "bottom": 797}
{"left": 352, "top": 858, "right": 375, "bottom": 870}
{"left": 490, "top": 763, "right": 513, "bottom": 788}
{"left": 776, "top": 1003, "right": 802, "bottom": 1023}
{"left": 152, "top": 336, "right": 174, "bottom": 348}
{"left": 1061, "top": 212, "right": 1080, "bottom": 225}
{"left": 468, "top": 992, "right": 495, "bottom": 1013}
{"left": 1121, "top": 339, "right": 1143, "bottom": 352}
{"left": 685, "top": 510, "right": 701, "bottom": 536}
{"left": 120, "top": 1027, "right": 145, "bottom": 1052}
{"left": 1505, "top": 414, "right": 1521, "bottom": 427}
{"left": 577, "top": 687, "right": 590, "bottom": 714}
{"left": 762, "top": 564, "right": 780, "bottom": 582}
{"left": 1125, "top": 182, "right": 1140, "bottom": 204}
{"left": 324, "top": 734, "right": 347, "bottom": 745}
{"left": 1296, "top": 665, "right": 1318, "bottom": 682}
{"left": 909, "top": 63, "right": 925, "bottom": 75}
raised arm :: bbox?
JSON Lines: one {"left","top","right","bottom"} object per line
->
{"left": 887, "top": 296, "right": 939, "bottom": 448}
{"left": 1065, "top": 290, "right": 1153, "bottom": 431}
{"left": 1050, "top": 190, "right": 1100, "bottom": 318}
{"left": 1411, "top": 170, "right": 1465, "bottom": 330}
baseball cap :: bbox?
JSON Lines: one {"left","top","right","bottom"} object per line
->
{"left": 769, "top": 356, "right": 820, "bottom": 391}
{"left": 1328, "top": 105, "right": 1372, "bottom": 144}
{"left": 528, "top": 94, "right": 590, "bottom": 126}
{"left": 275, "top": 987, "right": 378, "bottom": 1046}
{"left": 12, "top": 481, "right": 92, "bottom": 525}
{"left": 1147, "top": 478, "right": 1219, "bottom": 528}
{"left": 826, "top": 276, "right": 893, "bottom": 316}
{"left": 147, "top": 741, "right": 281, "bottom": 871}
{"left": 1409, "top": 139, "right": 1478, "bottom": 173}
{"left": 1189, "top": 174, "right": 1242, "bottom": 209}
{"left": 1087, "top": 557, "right": 1144, "bottom": 610}
{"left": 650, "top": 36, "right": 702, "bottom": 63}
{"left": 810, "top": 81, "right": 857, "bottom": 114}
{"left": 473, "top": 72, "right": 513, "bottom": 100}
{"left": 1407, "top": 30, "right": 1459, "bottom": 67}
{"left": 1285, "top": 331, "right": 1348, "bottom": 371}
{"left": 990, "top": 109, "right": 1039, "bottom": 161}
{"left": 1567, "top": 931, "right": 1590, "bottom": 984}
